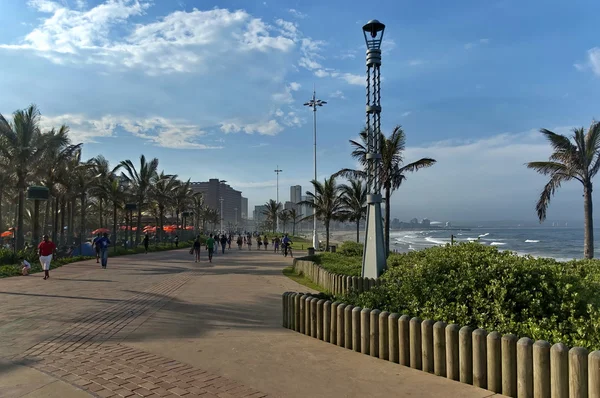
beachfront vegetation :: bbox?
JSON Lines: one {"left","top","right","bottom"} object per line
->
{"left": 334, "top": 126, "right": 436, "bottom": 256}
{"left": 317, "top": 242, "right": 600, "bottom": 350}
{"left": 339, "top": 179, "right": 368, "bottom": 243}
{"left": 527, "top": 122, "right": 600, "bottom": 259}
{"left": 0, "top": 104, "right": 222, "bottom": 253}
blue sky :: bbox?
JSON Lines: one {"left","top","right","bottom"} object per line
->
{"left": 1, "top": 0, "right": 599, "bottom": 223}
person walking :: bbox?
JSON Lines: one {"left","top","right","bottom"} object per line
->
{"left": 193, "top": 236, "right": 201, "bottom": 262}
{"left": 237, "top": 235, "right": 243, "bottom": 249}
{"left": 257, "top": 236, "right": 262, "bottom": 250}
{"left": 143, "top": 233, "right": 149, "bottom": 253}
{"left": 282, "top": 234, "right": 293, "bottom": 258}
{"left": 174, "top": 235, "right": 179, "bottom": 248}
{"left": 263, "top": 235, "right": 269, "bottom": 251}
{"left": 92, "top": 233, "right": 101, "bottom": 263}
{"left": 227, "top": 235, "right": 231, "bottom": 249}
{"left": 38, "top": 235, "right": 57, "bottom": 280}
{"left": 274, "top": 236, "right": 280, "bottom": 253}
{"left": 247, "top": 235, "right": 252, "bottom": 250}
{"left": 97, "top": 233, "right": 111, "bottom": 268}
{"left": 220, "top": 234, "right": 227, "bottom": 254}
{"left": 206, "top": 234, "right": 215, "bottom": 263}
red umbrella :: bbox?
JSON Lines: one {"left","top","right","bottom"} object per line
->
{"left": 92, "top": 228, "right": 110, "bottom": 235}
{"left": 0, "top": 231, "right": 12, "bottom": 238}
{"left": 185, "top": 226, "right": 194, "bottom": 230}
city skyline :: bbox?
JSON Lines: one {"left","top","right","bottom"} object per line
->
{"left": 1, "top": 1, "right": 599, "bottom": 222}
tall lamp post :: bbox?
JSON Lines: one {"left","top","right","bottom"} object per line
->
{"left": 361, "top": 19, "right": 387, "bottom": 279}
{"left": 304, "top": 89, "right": 327, "bottom": 250}
{"left": 219, "top": 197, "right": 224, "bottom": 234}
{"left": 274, "top": 166, "right": 282, "bottom": 232}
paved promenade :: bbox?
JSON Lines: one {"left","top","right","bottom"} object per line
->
{"left": 0, "top": 247, "right": 503, "bottom": 397}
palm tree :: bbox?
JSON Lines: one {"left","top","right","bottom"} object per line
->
{"left": 151, "top": 171, "right": 178, "bottom": 242}
{"left": 299, "top": 177, "right": 347, "bottom": 251}
{"left": 289, "top": 208, "right": 303, "bottom": 236}
{"left": 90, "top": 155, "right": 112, "bottom": 229}
{"left": 71, "top": 152, "right": 97, "bottom": 252}
{"left": 173, "top": 179, "right": 192, "bottom": 232}
{"left": 102, "top": 175, "right": 124, "bottom": 252}
{"left": 336, "top": 126, "right": 436, "bottom": 256}
{"left": 527, "top": 122, "right": 600, "bottom": 259}
{"left": 262, "top": 199, "right": 281, "bottom": 233}
{"left": 279, "top": 209, "right": 291, "bottom": 233}
{"left": 340, "top": 178, "right": 368, "bottom": 243}
{"left": 118, "top": 155, "right": 159, "bottom": 245}
{"left": 191, "top": 192, "right": 204, "bottom": 233}
{"left": 0, "top": 105, "right": 70, "bottom": 249}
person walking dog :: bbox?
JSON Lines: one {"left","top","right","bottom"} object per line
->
{"left": 38, "top": 235, "right": 56, "bottom": 280}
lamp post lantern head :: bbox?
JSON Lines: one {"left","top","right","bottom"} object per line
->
{"left": 362, "top": 19, "right": 385, "bottom": 50}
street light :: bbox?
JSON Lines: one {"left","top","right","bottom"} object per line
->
{"left": 304, "top": 88, "right": 327, "bottom": 250}
{"left": 274, "top": 166, "right": 282, "bottom": 232}
{"left": 219, "top": 197, "right": 224, "bottom": 234}
{"left": 361, "top": 19, "right": 386, "bottom": 279}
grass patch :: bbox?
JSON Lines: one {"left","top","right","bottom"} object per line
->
{"left": 282, "top": 266, "right": 325, "bottom": 292}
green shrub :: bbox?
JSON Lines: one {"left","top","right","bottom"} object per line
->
{"left": 342, "top": 243, "right": 600, "bottom": 350}
{"left": 338, "top": 241, "right": 363, "bottom": 257}
{"left": 314, "top": 252, "right": 362, "bottom": 276}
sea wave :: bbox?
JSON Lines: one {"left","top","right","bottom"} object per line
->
{"left": 490, "top": 242, "right": 506, "bottom": 246}
{"left": 478, "top": 233, "right": 490, "bottom": 238}
{"left": 425, "top": 237, "right": 447, "bottom": 245}
{"left": 525, "top": 239, "right": 540, "bottom": 243}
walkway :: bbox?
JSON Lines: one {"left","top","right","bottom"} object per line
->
{"left": 0, "top": 247, "right": 502, "bottom": 397}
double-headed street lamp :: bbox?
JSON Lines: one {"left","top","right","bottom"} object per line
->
{"left": 304, "top": 89, "right": 327, "bottom": 250}
{"left": 361, "top": 19, "right": 387, "bottom": 279}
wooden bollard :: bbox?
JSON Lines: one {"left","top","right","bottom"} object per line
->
{"left": 351, "top": 276, "right": 358, "bottom": 292}
{"left": 473, "top": 329, "right": 487, "bottom": 389}
{"left": 282, "top": 292, "right": 288, "bottom": 328}
{"left": 433, "top": 321, "right": 447, "bottom": 377}
{"left": 446, "top": 324, "right": 460, "bottom": 381}
{"left": 352, "top": 307, "right": 362, "bottom": 352}
{"left": 316, "top": 299, "right": 325, "bottom": 340}
{"left": 517, "top": 337, "right": 533, "bottom": 398}
{"left": 550, "top": 343, "right": 569, "bottom": 398}
{"left": 502, "top": 334, "right": 518, "bottom": 397}
{"left": 569, "top": 347, "right": 588, "bottom": 398}
{"left": 330, "top": 302, "right": 339, "bottom": 344}
{"left": 360, "top": 308, "right": 371, "bottom": 355}
{"left": 344, "top": 305, "right": 353, "bottom": 349}
{"left": 289, "top": 293, "right": 296, "bottom": 329}
{"left": 590, "top": 351, "right": 600, "bottom": 398}
{"left": 305, "top": 296, "right": 312, "bottom": 336}
{"left": 294, "top": 294, "right": 301, "bottom": 332}
{"left": 459, "top": 326, "right": 473, "bottom": 385}
{"left": 370, "top": 309, "right": 381, "bottom": 357}
{"left": 533, "top": 340, "right": 550, "bottom": 398}
{"left": 487, "top": 331, "right": 502, "bottom": 393}
{"left": 421, "top": 319, "right": 434, "bottom": 373}
{"left": 336, "top": 304, "right": 346, "bottom": 347}
{"left": 399, "top": 315, "right": 410, "bottom": 366}
{"left": 409, "top": 317, "right": 422, "bottom": 370}
{"left": 388, "top": 313, "right": 400, "bottom": 363}
{"left": 310, "top": 298, "right": 318, "bottom": 338}
{"left": 323, "top": 301, "right": 331, "bottom": 343}
{"left": 299, "top": 295, "right": 308, "bottom": 334}
{"left": 379, "top": 311, "right": 389, "bottom": 360}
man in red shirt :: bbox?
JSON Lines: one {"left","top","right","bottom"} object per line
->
{"left": 38, "top": 235, "right": 56, "bottom": 280}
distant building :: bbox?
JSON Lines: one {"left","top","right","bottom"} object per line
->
{"left": 190, "top": 179, "right": 242, "bottom": 224}
{"left": 253, "top": 205, "right": 268, "bottom": 224}
{"left": 240, "top": 197, "right": 248, "bottom": 220}
{"left": 290, "top": 185, "right": 302, "bottom": 204}
{"left": 421, "top": 218, "right": 431, "bottom": 227}
{"left": 300, "top": 195, "right": 313, "bottom": 217}
{"left": 410, "top": 218, "right": 419, "bottom": 224}
{"left": 284, "top": 201, "right": 296, "bottom": 211}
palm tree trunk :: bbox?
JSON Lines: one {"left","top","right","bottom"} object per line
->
{"left": 292, "top": 221, "right": 296, "bottom": 236}
{"left": 325, "top": 220, "right": 330, "bottom": 251}
{"left": 52, "top": 197, "right": 59, "bottom": 243}
{"left": 32, "top": 200, "right": 40, "bottom": 245}
{"left": 99, "top": 198, "right": 104, "bottom": 228}
{"left": 68, "top": 197, "right": 75, "bottom": 245}
{"left": 356, "top": 219, "right": 360, "bottom": 243}
{"left": 16, "top": 183, "right": 25, "bottom": 250}
{"left": 135, "top": 208, "right": 142, "bottom": 245}
{"left": 42, "top": 198, "right": 51, "bottom": 237}
{"left": 584, "top": 184, "right": 594, "bottom": 259}
{"left": 113, "top": 201, "right": 118, "bottom": 253}
{"left": 385, "top": 186, "right": 391, "bottom": 258}
{"left": 0, "top": 189, "right": 4, "bottom": 233}
{"left": 60, "top": 199, "right": 66, "bottom": 245}
{"left": 80, "top": 194, "right": 86, "bottom": 254}
{"left": 159, "top": 206, "right": 164, "bottom": 243}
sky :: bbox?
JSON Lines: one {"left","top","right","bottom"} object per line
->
{"left": 1, "top": 0, "right": 599, "bottom": 223}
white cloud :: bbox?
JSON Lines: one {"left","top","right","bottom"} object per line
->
{"left": 220, "top": 120, "right": 283, "bottom": 136}
{"left": 340, "top": 73, "right": 364, "bottom": 85}
{"left": 330, "top": 90, "right": 345, "bottom": 99}
{"left": 408, "top": 59, "right": 426, "bottom": 66}
{"left": 251, "top": 143, "right": 269, "bottom": 148}
{"left": 289, "top": 82, "right": 301, "bottom": 91}
{"left": 1, "top": 2, "right": 296, "bottom": 74}
{"left": 288, "top": 8, "right": 306, "bottom": 19}
{"left": 464, "top": 38, "right": 490, "bottom": 50}
{"left": 401, "top": 111, "right": 412, "bottom": 117}
{"left": 575, "top": 47, "right": 600, "bottom": 76}
{"left": 38, "top": 113, "right": 219, "bottom": 149}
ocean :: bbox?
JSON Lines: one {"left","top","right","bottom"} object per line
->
{"left": 389, "top": 227, "right": 599, "bottom": 261}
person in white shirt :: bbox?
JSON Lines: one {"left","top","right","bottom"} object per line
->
{"left": 21, "top": 258, "right": 31, "bottom": 276}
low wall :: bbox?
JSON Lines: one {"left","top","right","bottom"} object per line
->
{"left": 293, "top": 258, "right": 381, "bottom": 296}
{"left": 282, "top": 292, "right": 600, "bottom": 398}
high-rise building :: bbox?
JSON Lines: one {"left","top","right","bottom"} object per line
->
{"left": 240, "top": 197, "right": 248, "bottom": 220}
{"left": 190, "top": 179, "right": 242, "bottom": 226}
{"left": 284, "top": 201, "right": 296, "bottom": 211}
{"left": 290, "top": 185, "right": 302, "bottom": 204}
{"left": 300, "top": 195, "right": 313, "bottom": 217}
{"left": 253, "top": 205, "right": 268, "bottom": 224}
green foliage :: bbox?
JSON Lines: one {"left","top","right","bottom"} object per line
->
{"left": 343, "top": 243, "right": 600, "bottom": 350}
{"left": 314, "top": 251, "right": 362, "bottom": 277}
{"left": 338, "top": 241, "right": 364, "bottom": 257}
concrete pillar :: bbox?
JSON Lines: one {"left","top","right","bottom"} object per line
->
{"left": 289, "top": 293, "right": 296, "bottom": 329}
{"left": 360, "top": 308, "right": 371, "bottom": 355}
{"left": 459, "top": 326, "right": 473, "bottom": 385}
{"left": 282, "top": 292, "right": 289, "bottom": 328}
{"left": 533, "top": 340, "right": 550, "bottom": 398}
{"left": 517, "top": 337, "right": 533, "bottom": 398}
{"left": 569, "top": 347, "right": 588, "bottom": 398}
{"left": 370, "top": 309, "right": 381, "bottom": 358}
{"left": 344, "top": 305, "right": 353, "bottom": 349}
{"left": 336, "top": 304, "right": 346, "bottom": 348}
{"left": 433, "top": 321, "right": 447, "bottom": 377}
{"left": 379, "top": 311, "right": 389, "bottom": 361}
{"left": 487, "top": 331, "right": 502, "bottom": 393}
{"left": 330, "top": 302, "right": 339, "bottom": 344}
{"left": 305, "top": 296, "right": 312, "bottom": 336}
{"left": 352, "top": 307, "right": 361, "bottom": 352}
{"left": 294, "top": 294, "right": 301, "bottom": 332}
{"left": 310, "top": 298, "right": 318, "bottom": 338}
{"left": 421, "top": 319, "right": 434, "bottom": 373}
{"left": 388, "top": 313, "right": 400, "bottom": 364}
{"left": 446, "top": 324, "right": 460, "bottom": 381}
{"left": 323, "top": 301, "right": 331, "bottom": 343}
{"left": 399, "top": 315, "right": 410, "bottom": 366}
{"left": 299, "top": 295, "right": 308, "bottom": 334}
{"left": 502, "top": 334, "right": 518, "bottom": 397}
{"left": 410, "top": 317, "right": 422, "bottom": 370}
{"left": 351, "top": 276, "right": 358, "bottom": 292}
{"left": 473, "top": 329, "right": 487, "bottom": 389}
{"left": 589, "top": 351, "right": 600, "bottom": 398}
{"left": 550, "top": 343, "right": 568, "bottom": 398}
{"left": 316, "top": 299, "right": 325, "bottom": 340}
